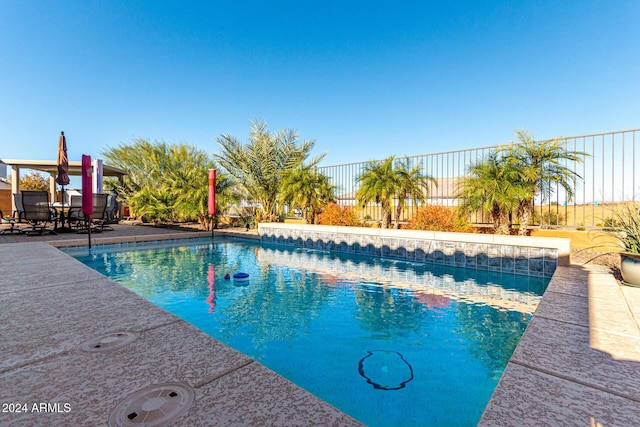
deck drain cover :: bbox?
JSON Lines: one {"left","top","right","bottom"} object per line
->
{"left": 108, "top": 383, "right": 195, "bottom": 427}
{"left": 79, "top": 332, "right": 138, "bottom": 353}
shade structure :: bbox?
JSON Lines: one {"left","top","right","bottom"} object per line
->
{"left": 93, "top": 158, "right": 103, "bottom": 193}
{"left": 208, "top": 169, "right": 216, "bottom": 215}
{"left": 82, "top": 155, "right": 93, "bottom": 216}
{"left": 55, "top": 131, "right": 70, "bottom": 186}
{"left": 82, "top": 155, "right": 93, "bottom": 248}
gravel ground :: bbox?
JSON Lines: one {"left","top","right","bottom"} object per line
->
{"left": 571, "top": 248, "right": 622, "bottom": 281}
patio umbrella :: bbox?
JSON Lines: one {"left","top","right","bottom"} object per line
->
{"left": 208, "top": 169, "right": 216, "bottom": 239}
{"left": 55, "top": 131, "right": 72, "bottom": 232}
{"left": 82, "top": 155, "right": 93, "bottom": 248}
{"left": 56, "top": 131, "right": 70, "bottom": 186}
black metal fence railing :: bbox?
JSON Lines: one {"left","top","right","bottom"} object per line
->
{"left": 318, "top": 128, "right": 640, "bottom": 229}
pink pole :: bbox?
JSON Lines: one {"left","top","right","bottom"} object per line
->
{"left": 208, "top": 169, "right": 216, "bottom": 239}
{"left": 82, "top": 155, "right": 93, "bottom": 248}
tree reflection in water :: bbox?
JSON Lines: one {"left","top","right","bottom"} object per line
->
{"left": 354, "top": 283, "right": 434, "bottom": 339}
{"left": 214, "top": 266, "right": 335, "bottom": 352}
{"left": 454, "top": 304, "right": 529, "bottom": 378}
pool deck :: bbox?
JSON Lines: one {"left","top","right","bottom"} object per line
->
{"left": 1, "top": 224, "right": 639, "bottom": 426}
{"left": 479, "top": 264, "right": 640, "bottom": 426}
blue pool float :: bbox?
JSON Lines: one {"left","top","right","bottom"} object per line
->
{"left": 233, "top": 272, "right": 250, "bottom": 281}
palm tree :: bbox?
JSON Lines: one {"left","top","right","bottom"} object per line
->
{"left": 505, "top": 129, "right": 586, "bottom": 235}
{"left": 356, "top": 157, "right": 400, "bottom": 229}
{"left": 393, "top": 158, "right": 436, "bottom": 228}
{"left": 457, "top": 151, "right": 528, "bottom": 235}
{"left": 215, "top": 119, "right": 325, "bottom": 219}
{"left": 166, "top": 161, "right": 237, "bottom": 230}
{"left": 279, "top": 165, "right": 336, "bottom": 224}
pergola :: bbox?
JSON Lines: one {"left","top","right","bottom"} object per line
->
{"left": 0, "top": 159, "right": 127, "bottom": 211}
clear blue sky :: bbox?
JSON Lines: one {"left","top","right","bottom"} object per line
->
{"left": 1, "top": 0, "right": 639, "bottom": 172}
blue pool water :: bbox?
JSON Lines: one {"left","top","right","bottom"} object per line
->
{"left": 65, "top": 238, "right": 549, "bottom": 426}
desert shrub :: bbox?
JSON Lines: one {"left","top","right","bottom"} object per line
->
{"left": 541, "top": 210, "right": 565, "bottom": 226}
{"left": 256, "top": 211, "right": 279, "bottom": 223}
{"left": 603, "top": 217, "right": 620, "bottom": 230}
{"left": 407, "top": 206, "right": 472, "bottom": 232}
{"left": 317, "top": 203, "right": 361, "bottom": 226}
{"left": 531, "top": 209, "right": 566, "bottom": 227}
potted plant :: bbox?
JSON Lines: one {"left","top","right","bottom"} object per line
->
{"left": 602, "top": 204, "right": 640, "bottom": 287}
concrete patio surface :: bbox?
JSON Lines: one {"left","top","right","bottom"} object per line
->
{"left": 479, "top": 264, "right": 640, "bottom": 426}
{"left": 1, "top": 224, "right": 639, "bottom": 426}
{"left": 0, "top": 225, "right": 361, "bottom": 426}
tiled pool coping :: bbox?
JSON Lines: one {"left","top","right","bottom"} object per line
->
{"left": 2, "top": 228, "right": 639, "bottom": 425}
{"left": 258, "top": 223, "right": 571, "bottom": 278}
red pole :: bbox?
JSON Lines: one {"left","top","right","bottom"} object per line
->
{"left": 208, "top": 169, "right": 216, "bottom": 239}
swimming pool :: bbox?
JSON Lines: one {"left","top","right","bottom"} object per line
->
{"left": 65, "top": 237, "right": 549, "bottom": 426}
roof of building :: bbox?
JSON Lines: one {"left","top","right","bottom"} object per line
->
{"left": 0, "top": 159, "right": 127, "bottom": 177}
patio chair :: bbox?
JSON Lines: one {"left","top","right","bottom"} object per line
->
{"left": 70, "top": 193, "right": 112, "bottom": 233}
{"left": 66, "top": 196, "right": 84, "bottom": 230}
{"left": 92, "top": 193, "right": 113, "bottom": 231}
{"left": 105, "top": 193, "right": 119, "bottom": 224}
{"left": 0, "top": 210, "right": 23, "bottom": 235}
{"left": 12, "top": 193, "right": 25, "bottom": 222}
{"left": 70, "top": 195, "right": 82, "bottom": 209}
{"left": 21, "top": 190, "right": 58, "bottom": 235}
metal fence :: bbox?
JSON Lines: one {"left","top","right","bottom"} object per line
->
{"left": 318, "top": 128, "right": 640, "bottom": 229}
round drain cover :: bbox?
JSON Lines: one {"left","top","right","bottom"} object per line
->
{"left": 79, "top": 332, "right": 138, "bottom": 353}
{"left": 358, "top": 350, "right": 414, "bottom": 390}
{"left": 109, "top": 383, "right": 195, "bottom": 427}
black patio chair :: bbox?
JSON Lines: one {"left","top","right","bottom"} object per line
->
{"left": 66, "top": 195, "right": 85, "bottom": 230}
{"left": 105, "top": 193, "right": 119, "bottom": 224}
{"left": 21, "top": 190, "right": 58, "bottom": 235}
{"left": 91, "top": 193, "right": 113, "bottom": 231}
{"left": 69, "top": 193, "right": 113, "bottom": 233}
{"left": 12, "top": 193, "right": 25, "bottom": 222}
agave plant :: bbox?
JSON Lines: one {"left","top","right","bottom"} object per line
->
{"left": 605, "top": 204, "right": 640, "bottom": 254}
{"left": 601, "top": 204, "right": 640, "bottom": 287}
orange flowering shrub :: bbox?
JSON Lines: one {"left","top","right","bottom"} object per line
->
{"left": 407, "top": 206, "right": 472, "bottom": 232}
{"left": 317, "top": 203, "right": 361, "bottom": 226}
